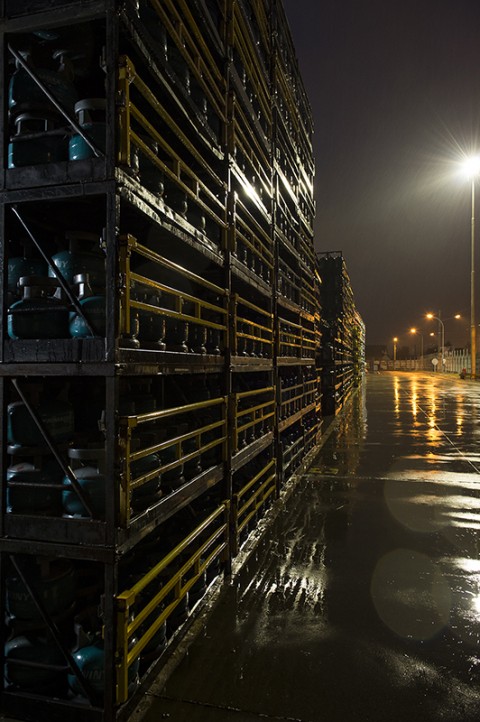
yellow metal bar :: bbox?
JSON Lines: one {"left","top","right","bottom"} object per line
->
{"left": 116, "top": 596, "right": 130, "bottom": 703}
{"left": 118, "top": 504, "right": 228, "bottom": 599}
{"left": 236, "top": 385, "right": 274, "bottom": 400}
{"left": 130, "top": 297, "right": 226, "bottom": 332}
{"left": 149, "top": 0, "right": 225, "bottom": 109}
{"left": 126, "top": 59, "right": 224, "bottom": 186}
{"left": 120, "top": 396, "right": 226, "bottom": 427}
{"left": 127, "top": 537, "right": 227, "bottom": 666}
{"left": 127, "top": 234, "right": 227, "bottom": 295}
{"left": 237, "top": 402, "right": 275, "bottom": 421}
{"left": 235, "top": 294, "right": 272, "bottom": 318}
{"left": 236, "top": 474, "right": 276, "bottom": 533}
{"left": 237, "top": 460, "right": 275, "bottom": 500}
{"left": 118, "top": 426, "right": 132, "bottom": 527}
{"left": 116, "top": 506, "right": 229, "bottom": 701}
{"left": 129, "top": 429, "right": 227, "bottom": 488}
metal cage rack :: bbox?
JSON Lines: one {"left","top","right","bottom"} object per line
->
{"left": 0, "top": 2, "right": 361, "bottom": 721}
{"left": 317, "top": 251, "right": 366, "bottom": 417}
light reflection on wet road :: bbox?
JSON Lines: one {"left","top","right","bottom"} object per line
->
{"left": 135, "top": 372, "right": 480, "bottom": 722}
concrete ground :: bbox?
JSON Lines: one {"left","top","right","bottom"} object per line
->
{"left": 130, "top": 371, "right": 480, "bottom": 722}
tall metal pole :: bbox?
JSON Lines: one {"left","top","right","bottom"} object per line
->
{"left": 439, "top": 314, "right": 445, "bottom": 373}
{"left": 471, "top": 177, "right": 476, "bottom": 379}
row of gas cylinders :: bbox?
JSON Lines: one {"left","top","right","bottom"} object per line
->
{"left": 7, "top": 44, "right": 219, "bottom": 232}
{"left": 8, "top": 42, "right": 107, "bottom": 167}
{"left": 8, "top": 272, "right": 220, "bottom": 352}
{"left": 7, "top": 231, "right": 105, "bottom": 340}
{"left": 6, "top": 379, "right": 222, "bottom": 518}
{"left": 4, "top": 534, "right": 217, "bottom": 700}
{"left": 7, "top": 234, "right": 222, "bottom": 352}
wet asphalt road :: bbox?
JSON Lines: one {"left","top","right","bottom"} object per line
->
{"left": 133, "top": 372, "right": 480, "bottom": 722}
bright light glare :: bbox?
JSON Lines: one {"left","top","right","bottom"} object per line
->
{"left": 426, "top": 313, "right": 434, "bottom": 319}
{"left": 410, "top": 328, "right": 417, "bottom": 334}
{"left": 462, "top": 155, "right": 480, "bottom": 178}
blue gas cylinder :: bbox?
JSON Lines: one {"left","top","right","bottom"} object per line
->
{"left": 8, "top": 113, "right": 68, "bottom": 168}
{"left": 50, "top": 230, "right": 105, "bottom": 288}
{"left": 68, "top": 98, "right": 106, "bottom": 160}
{"left": 7, "top": 253, "right": 47, "bottom": 303}
{"left": 7, "top": 394, "right": 74, "bottom": 448}
{"left": 7, "top": 276, "right": 70, "bottom": 339}
{"left": 8, "top": 49, "right": 78, "bottom": 121}
{"left": 68, "top": 639, "right": 139, "bottom": 699}
{"left": 7, "top": 457, "right": 63, "bottom": 515}
{"left": 69, "top": 273, "right": 106, "bottom": 338}
{"left": 62, "top": 447, "right": 105, "bottom": 518}
{"left": 4, "top": 634, "right": 67, "bottom": 693}
{"left": 6, "top": 558, "right": 76, "bottom": 621}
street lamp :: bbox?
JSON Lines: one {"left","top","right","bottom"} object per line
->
{"left": 462, "top": 155, "right": 480, "bottom": 378}
{"left": 393, "top": 337, "right": 398, "bottom": 369}
{"left": 426, "top": 314, "right": 444, "bottom": 371}
{"left": 410, "top": 328, "right": 424, "bottom": 370}
{"left": 426, "top": 313, "right": 461, "bottom": 372}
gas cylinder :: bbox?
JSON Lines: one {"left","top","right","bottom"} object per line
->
{"left": 68, "top": 98, "right": 106, "bottom": 160}
{"left": 69, "top": 273, "right": 106, "bottom": 338}
{"left": 137, "top": 136, "right": 165, "bottom": 196}
{"left": 7, "top": 251, "right": 47, "bottom": 304}
{"left": 50, "top": 230, "right": 105, "bottom": 288}
{"left": 125, "top": 566, "right": 167, "bottom": 670}
{"left": 7, "top": 392, "right": 74, "bottom": 448}
{"left": 138, "top": 2, "right": 168, "bottom": 61}
{"left": 8, "top": 113, "right": 68, "bottom": 168}
{"left": 130, "top": 434, "right": 163, "bottom": 511}
{"left": 62, "top": 447, "right": 106, "bottom": 518}
{"left": 178, "top": 422, "right": 202, "bottom": 480}
{"left": 133, "top": 286, "right": 166, "bottom": 349}
{"left": 7, "top": 455, "right": 63, "bottom": 515}
{"left": 167, "top": 44, "right": 190, "bottom": 96}
{"left": 68, "top": 638, "right": 139, "bottom": 700}
{"left": 121, "top": 378, "right": 157, "bottom": 415}
{"left": 7, "top": 276, "right": 70, "bottom": 339}
{"left": 163, "top": 294, "right": 189, "bottom": 352}
{"left": 189, "top": 323, "right": 207, "bottom": 354}
{"left": 8, "top": 49, "right": 78, "bottom": 122}
{"left": 160, "top": 427, "right": 186, "bottom": 491}
{"left": 6, "top": 557, "right": 76, "bottom": 622}
{"left": 4, "top": 634, "right": 67, "bottom": 693}
{"left": 165, "top": 182, "right": 188, "bottom": 218}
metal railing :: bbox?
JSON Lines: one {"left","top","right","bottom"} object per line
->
{"left": 232, "top": 458, "right": 275, "bottom": 552}
{"left": 115, "top": 503, "right": 229, "bottom": 702}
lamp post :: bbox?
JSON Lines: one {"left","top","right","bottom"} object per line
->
{"left": 426, "top": 314, "right": 444, "bottom": 371}
{"left": 462, "top": 156, "right": 480, "bottom": 378}
{"left": 426, "top": 313, "right": 461, "bottom": 372}
{"left": 393, "top": 337, "right": 398, "bottom": 369}
{"left": 410, "top": 328, "right": 424, "bottom": 370}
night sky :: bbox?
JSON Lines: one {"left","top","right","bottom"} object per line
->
{"left": 283, "top": 0, "right": 480, "bottom": 350}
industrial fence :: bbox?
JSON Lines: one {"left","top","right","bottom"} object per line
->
{"left": 371, "top": 350, "right": 473, "bottom": 375}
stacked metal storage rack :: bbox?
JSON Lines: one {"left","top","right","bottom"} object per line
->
{"left": 0, "top": 2, "right": 320, "bottom": 721}
{"left": 317, "top": 251, "right": 365, "bottom": 417}
{"left": 272, "top": 1, "right": 320, "bottom": 485}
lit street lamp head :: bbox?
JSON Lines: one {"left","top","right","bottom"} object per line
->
{"left": 462, "top": 155, "right": 480, "bottom": 178}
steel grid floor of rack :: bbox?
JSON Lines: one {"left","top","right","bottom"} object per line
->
{"left": 124, "top": 371, "right": 480, "bottom": 722}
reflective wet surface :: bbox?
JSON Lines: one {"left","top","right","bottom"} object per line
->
{"left": 133, "top": 372, "right": 480, "bottom": 722}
